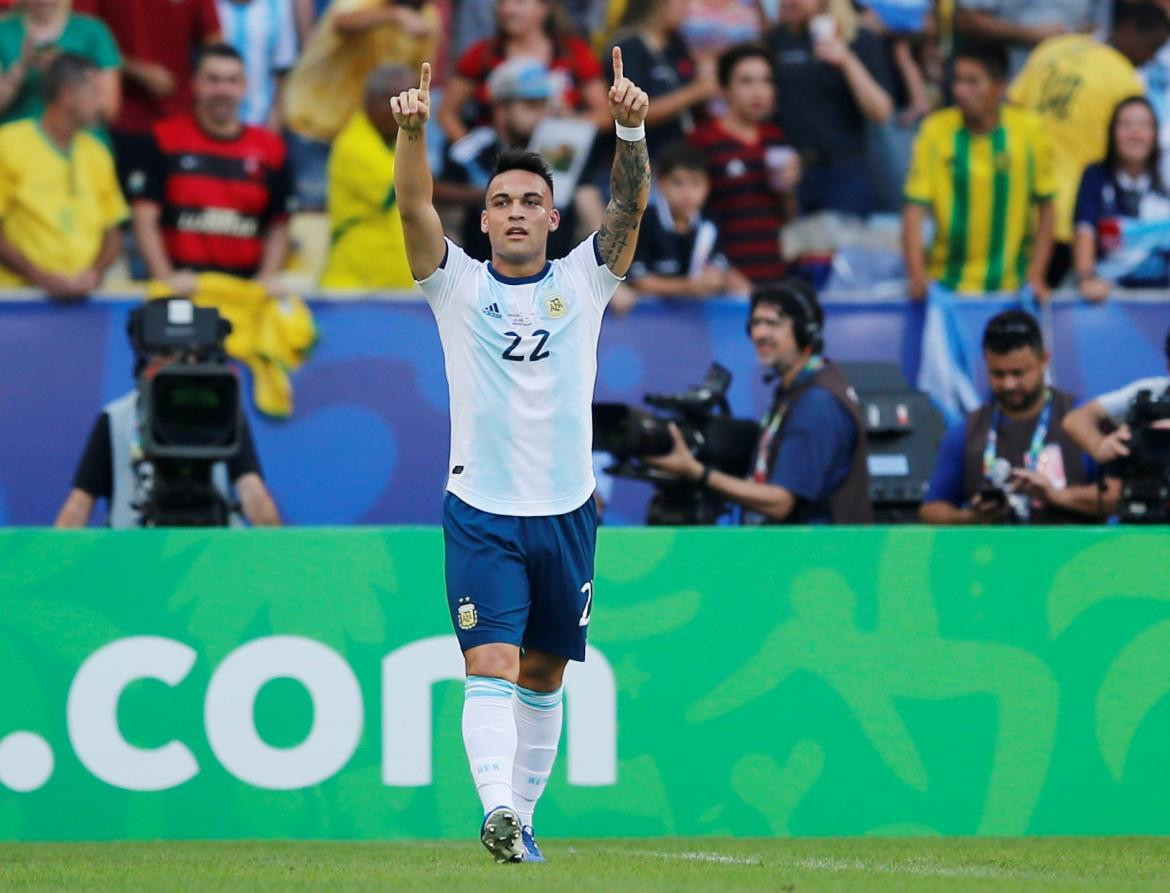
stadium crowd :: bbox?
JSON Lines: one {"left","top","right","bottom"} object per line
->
{"left": 0, "top": 0, "right": 1167, "bottom": 527}
{"left": 4, "top": 0, "right": 1170, "bottom": 302}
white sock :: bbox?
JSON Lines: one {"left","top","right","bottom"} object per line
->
{"left": 462, "top": 676, "right": 518, "bottom": 814}
{"left": 512, "top": 685, "right": 563, "bottom": 829}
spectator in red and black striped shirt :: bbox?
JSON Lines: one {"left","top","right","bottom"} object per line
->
{"left": 131, "top": 44, "right": 294, "bottom": 296}
{"left": 689, "top": 44, "right": 799, "bottom": 286}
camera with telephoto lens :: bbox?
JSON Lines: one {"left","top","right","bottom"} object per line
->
{"left": 1113, "top": 388, "right": 1170, "bottom": 524}
{"left": 127, "top": 299, "right": 242, "bottom": 527}
{"left": 592, "top": 363, "right": 760, "bottom": 525}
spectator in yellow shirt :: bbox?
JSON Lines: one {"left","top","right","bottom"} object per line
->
{"left": 0, "top": 53, "right": 126, "bottom": 299}
{"left": 1008, "top": 2, "right": 1169, "bottom": 285}
{"left": 320, "top": 64, "right": 417, "bottom": 289}
{"left": 903, "top": 41, "right": 1055, "bottom": 299}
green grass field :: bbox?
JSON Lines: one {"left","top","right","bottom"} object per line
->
{"left": 2, "top": 838, "right": 1169, "bottom": 892}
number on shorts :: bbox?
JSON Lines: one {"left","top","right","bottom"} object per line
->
{"left": 578, "top": 580, "right": 593, "bottom": 627}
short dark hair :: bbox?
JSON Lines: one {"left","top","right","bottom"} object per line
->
{"left": 1114, "top": 1, "right": 1170, "bottom": 33}
{"left": 43, "top": 53, "right": 97, "bottom": 103}
{"left": 983, "top": 309, "right": 1043, "bottom": 356}
{"left": 953, "top": 40, "right": 1010, "bottom": 82}
{"left": 488, "top": 148, "right": 555, "bottom": 200}
{"left": 194, "top": 42, "right": 244, "bottom": 74}
{"left": 717, "top": 43, "right": 774, "bottom": 89}
{"left": 656, "top": 141, "right": 708, "bottom": 178}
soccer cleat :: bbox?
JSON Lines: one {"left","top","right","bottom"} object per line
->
{"left": 479, "top": 806, "right": 523, "bottom": 864}
{"left": 521, "top": 825, "right": 545, "bottom": 863}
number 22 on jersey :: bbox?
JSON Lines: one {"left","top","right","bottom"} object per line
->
{"left": 502, "top": 329, "right": 551, "bottom": 362}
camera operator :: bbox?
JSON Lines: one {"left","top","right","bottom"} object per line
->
{"left": 920, "top": 310, "right": 1113, "bottom": 525}
{"left": 1062, "top": 328, "right": 1170, "bottom": 466}
{"left": 647, "top": 280, "right": 873, "bottom": 524}
{"left": 54, "top": 300, "right": 281, "bottom": 529}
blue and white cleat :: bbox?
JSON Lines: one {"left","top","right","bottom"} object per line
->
{"left": 521, "top": 825, "right": 545, "bottom": 863}
{"left": 480, "top": 806, "right": 523, "bottom": 863}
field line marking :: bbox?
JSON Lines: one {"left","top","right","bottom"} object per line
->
{"left": 792, "top": 856, "right": 1053, "bottom": 881}
{"left": 625, "top": 849, "right": 762, "bottom": 866}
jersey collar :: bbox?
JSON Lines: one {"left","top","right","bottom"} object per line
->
{"left": 487, "top": 261, "right": 552, "bottom": 285}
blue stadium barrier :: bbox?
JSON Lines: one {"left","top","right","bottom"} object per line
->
{"left": 2, "top": 295, "right": 1168, "bottom": 526}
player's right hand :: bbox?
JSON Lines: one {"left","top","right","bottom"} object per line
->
{"left": 390, "top": 62, "right": 431, "bottom": 134}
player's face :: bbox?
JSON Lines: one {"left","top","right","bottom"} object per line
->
{"left": 482, "top": 169, "right": 560, "bottom": 264}
{"left": 985, "top": 347, "right": 1048, "bottom": 413}
{"left": 951, "top": 59, "right": 1003, "bottom": 124}
{"left": 725, "top": 59, "right": 775, "bottom": 123}
{"left": 194, "top": 57, "right": 246, "bottom": 125}
{"left": 658, "top": 167, "right": 709, "bottom": 221}
{"left": 749, "top": 305, "right": 801, "bottom": 371}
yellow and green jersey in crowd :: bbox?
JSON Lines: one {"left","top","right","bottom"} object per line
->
{"left": 904, "top": 105, "right": 1055, "bottom": 294}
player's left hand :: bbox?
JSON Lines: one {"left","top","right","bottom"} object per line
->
{"left": 608, "top": 47, "right": 649, "bottom": 128}
{"left": 645, "top": 422, "right": 703, "bottom": 481}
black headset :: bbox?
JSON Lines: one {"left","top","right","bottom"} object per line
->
{"left": 746, "top": 281, "right": 823, "bottom": 353}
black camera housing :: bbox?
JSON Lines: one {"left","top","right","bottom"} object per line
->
{"left": 1114, "top": 388, "right": 1170, "bottom": 524}
{"left": 125, "top": 299, "right": 242, "bottom": 526}
{"left": 592, "top": 363, "right": 760, "bottom": 525}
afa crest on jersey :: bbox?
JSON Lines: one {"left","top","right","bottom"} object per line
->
{"left": 457, "top": 598, "right": 478, "bottom": 630}
{"left": 543, "top": 293, "right": 568, "bottom": 319}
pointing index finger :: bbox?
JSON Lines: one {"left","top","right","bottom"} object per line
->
{"left": 612, "top": 46, "right": 623, "bottom": 82}
{"left": 419, "top": 61, "right": 431, "bottom": 93}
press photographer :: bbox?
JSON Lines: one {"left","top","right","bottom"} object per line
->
{"left": 646, "top": 280, "right": 873, "bottom": 524}
{"left": 54, "top": 299, "right": 281, "bottom": 529}
{"left": 920, "top": 311, "right": 1112, "bottom": 525}
{"left": 1062, "top": 327, "right": 1170, "bottom": 523}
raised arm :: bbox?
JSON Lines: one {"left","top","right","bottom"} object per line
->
{"left": 597, "top": 47, "right": 651, "bottom": 277}
{"left": 390, "top": 62, "right": 447, "bottom": 280}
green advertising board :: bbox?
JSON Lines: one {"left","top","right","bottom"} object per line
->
{"left": 1, "top": 527, "right": 1169, "bottom": 841}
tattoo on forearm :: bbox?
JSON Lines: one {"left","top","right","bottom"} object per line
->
{"left": 598, "top": 137, "right": 650, "bottom": 268}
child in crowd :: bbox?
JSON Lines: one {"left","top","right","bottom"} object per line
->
{"left": 613, "top": 140, "right": 748, "bottom": 313}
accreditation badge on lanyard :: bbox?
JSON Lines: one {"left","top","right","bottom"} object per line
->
{"left": 982, "top": 389, "right": 1054, "bottom": 520}
{"left": 751, "top": 357, "right": 824, "bottom": 483}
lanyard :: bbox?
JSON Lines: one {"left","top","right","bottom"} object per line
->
{"left": 982, "top": 388, "right": 1052, "bottom": 477}
{"left": 752, "top": 356, "right": 823, "bottom": 482}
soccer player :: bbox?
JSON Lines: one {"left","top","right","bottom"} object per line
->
{"left": 389, "top": 51, "right": 650, "bottom": 863}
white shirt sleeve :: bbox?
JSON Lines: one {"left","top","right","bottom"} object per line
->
{"left": 558, "top": 233, "right": 624, "bottom": 310}
{"left": 1096, "top": 376, "right": 1170, "bottom": 424}
{"left": 416, "top": 238, "right": 478, "bottom": 317}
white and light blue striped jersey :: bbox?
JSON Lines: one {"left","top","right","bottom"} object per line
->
{"left": 418, "top": 235, "right": 622, "bottom": 516}
{"left": 216, "top": 0, "right": 298, "bottom": 127}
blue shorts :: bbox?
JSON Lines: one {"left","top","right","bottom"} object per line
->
{"left": 442, "top": 492, "right": 597, "bottom": 662}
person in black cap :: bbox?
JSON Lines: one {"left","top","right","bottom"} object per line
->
{"left": 649, "top": 278, "right": 872, "bottom": 524}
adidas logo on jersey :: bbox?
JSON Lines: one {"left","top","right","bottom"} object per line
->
{"left": 482, "top": 302, "right": 502, "bottom": 320}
